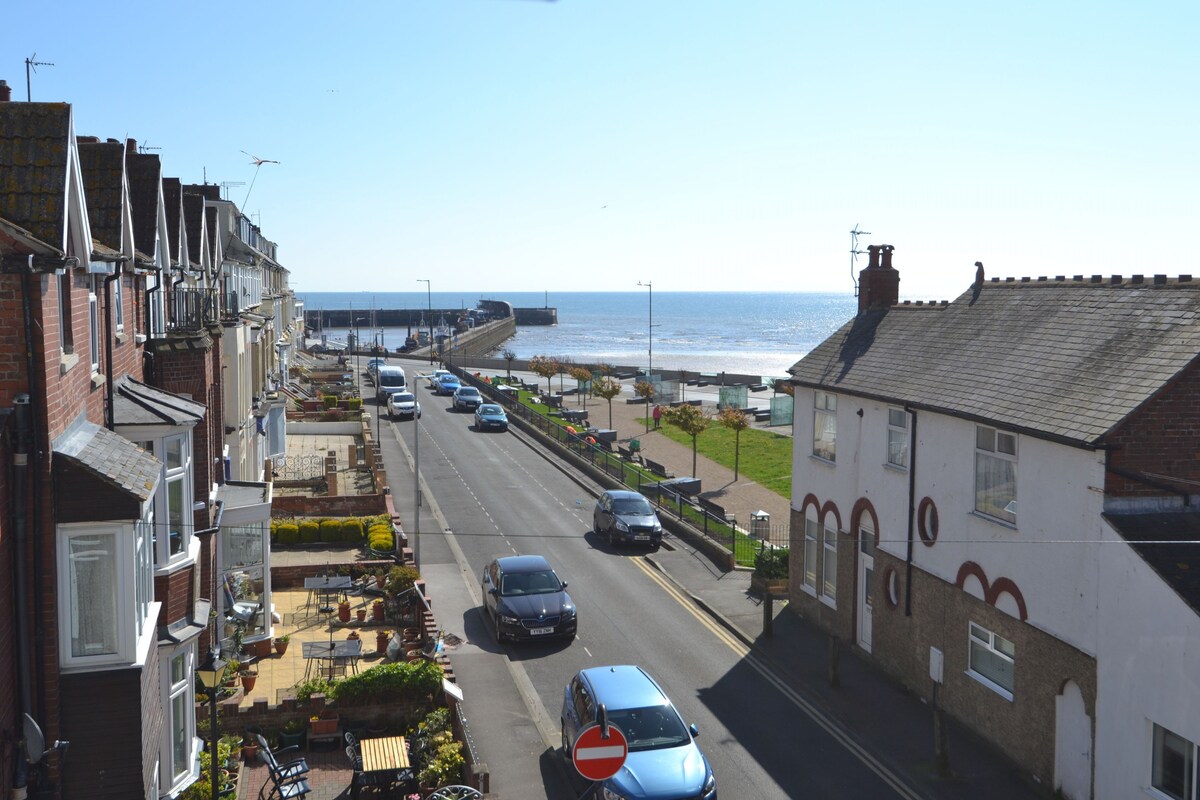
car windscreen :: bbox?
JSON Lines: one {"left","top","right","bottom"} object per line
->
{"left": 500, "top": 570, "right": 561, "bottom": 596}
{"left": 478, "top": 405, "right": 502, "bottom": 415}
{"left": 391, "top": 393, "right": 414, "bottom": 403}
{"left": 380, "top": 373, "right": 405, "bottom": 388}
{"left": 606, "top": 705, "right": 690, "bottom": 751}
{"left": 614, "top": 497, "right": 654, "bottom": 516}
{"left": 458, "top": 387, "right": 480, "bottom": 397}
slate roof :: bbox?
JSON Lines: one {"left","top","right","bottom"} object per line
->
{"left": 77, "top": 140, "right": 125, "bottom": 252}
{"left": 113, "top": 375, "right": 206, "bottom": 427}
{"left": 162, "top": 178, "right": 182, "bottom": 266}
{"left": 788, "top": 276, "right": 1200, "bottom": 446}
{"left": 1105, "top": 512, "right": 1200, "bottom": 616}
{"left": 0, "top": 103, "right": 72, "bottom": 246}
{"left": 54, "top": 420, "right": 159, "bottom": 502}
{"left": 126, "top": 151, "right": 163, "bottom": 264}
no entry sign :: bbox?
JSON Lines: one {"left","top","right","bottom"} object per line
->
{"left": 571, "top": 722, "right": 628, "bottom": 782}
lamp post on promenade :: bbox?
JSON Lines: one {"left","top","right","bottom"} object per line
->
{"left": 354, "top": 317, "right": 368, "bottom": 395}
{"left": 638, "top": 279, "right": 653, "bottom": 380}
{"left": 417, "top": 279, "right": 432, "bottom": 365}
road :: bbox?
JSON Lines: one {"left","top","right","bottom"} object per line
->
{"left": 375, "top": 377, "right": 906, "bottom": 799}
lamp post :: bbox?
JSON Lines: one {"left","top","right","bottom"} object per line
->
{"left": 413, "top": 405, "right": 421, "bottom": 571}
{"left": 417, "top": 279, "right": 432, "bottom": 365}
{"left": 354, "top": 317, "right": 367, "bottom": 397}
{"left": 196, "top": 654, "right": 227, "bottom": 800}
{"left": 637, "top": 281, "right": 653, "bottom": 380}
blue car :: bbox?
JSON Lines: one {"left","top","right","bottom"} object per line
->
{"left": 435, "top": 374, "right": 461, "bottom": 396}
{"left": 562, "top": 665, "right": 716, "bottom": 800}
{"left": 474, "top": 403, "right": 508, "bottom": 431}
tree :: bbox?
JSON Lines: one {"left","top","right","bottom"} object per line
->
{"left": 568, "top": 365, "right": 593, "bottom": 409}
{"left": 662, "top": 403, "right": 709, "bottom": 478}
{"left": 529, "top": 355, "right": 558, "bottom": 395}
{"left": 502, "top": 348, "right": 517, "bottom": 381}
{"left": 718, "top": 407, "right": 751, "bottom": 480}
{"left": 557, "top": 357, "right": 572, "bottom": 393}
{"left": 592, "top": 375, "right": 622, "bottom": 429}
{"left": 634, "top": 381, "right": 655, "bottom": 432}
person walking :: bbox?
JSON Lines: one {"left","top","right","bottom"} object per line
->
{"left": 652, "top": 404, "right": 662, "bottom": 429}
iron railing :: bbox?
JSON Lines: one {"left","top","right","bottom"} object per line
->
{"left": 166, "top": 287, "right": 220, "bottom": 331}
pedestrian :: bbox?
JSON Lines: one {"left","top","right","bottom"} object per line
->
{"left": 652, "top": 404, "right": 662, "bottom": 429}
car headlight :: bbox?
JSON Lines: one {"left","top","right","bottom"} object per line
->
{"left": 615, "top": 520, "right": 629, "bottom": 532}
{"left": 703, "top": 770, "right": 717, "bottom": 793}
{"left": 653, "top": 522, "right": 662, "bottom": 532}
{"left": 601, "top": 787, "right": 628, "bottom": 800}
{"left": 560, "top": 607, "right": 575, "bottom": 620}
{"left": 498, "top": 614, "right": 519, "bottom": 625}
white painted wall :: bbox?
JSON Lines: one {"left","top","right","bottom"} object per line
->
{"left": 1095, "top": 520, "right": 1200, "bottom": 799}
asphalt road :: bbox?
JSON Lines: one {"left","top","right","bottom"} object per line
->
{"left": 375, "top": 378, "right": 905, "bottom": 799}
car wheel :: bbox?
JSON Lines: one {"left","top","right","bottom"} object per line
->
{"left": 606, "top": 526, "right": 615, "bottom": 547}
{"left": 561, "top": 723, "right": 571, "bottom": 759}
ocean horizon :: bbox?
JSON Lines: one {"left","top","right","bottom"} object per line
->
{"left": 301, "top": 290, "right": 859, "bottom": 379}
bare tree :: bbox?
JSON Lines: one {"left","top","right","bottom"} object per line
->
{"left": 718, "top": 407, "right": 751, "bottom": 480}
{"left": 502, "top": 348, "right": 517, "bottom": 381}
{"left": 592, "top": 375, "right": 622, "bottom": 429}
{"left": 662, "top": 403, "right": 709, "bottom": 478}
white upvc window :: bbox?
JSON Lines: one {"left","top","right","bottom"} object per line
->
{"left": 967, "top": 622, "right": 1015, "bottom": 700}
{"left": 141, "top": 433, "right": 195, "bottom": 566}
{"left": 975, "top": 425, "right": 1017, "bottom": 523}
{"left": 161, "top": 646, "right": 197, "bottom": 793}
{"left": 813, "top": 391, "right": 837, "bottom": 462}
{"left": 88, "top": 277, "right": 100, "bottom": 373}
{"left": 114, "top": 271, "right": 125, "bottom": 332}
{"left": 802, "top": 508, "right": 819, "bottom": 594}
{"left": 1152, "top": 723, "right": 1196, "bottom": 800}
{"left": 57, "top": 517, "right": 154, "bottom": 669}
{"left": 821, "top": 519, "right": 838, "bottom": 606}
{"left": 887, "top": 407, "right": 909, "bottom": 468}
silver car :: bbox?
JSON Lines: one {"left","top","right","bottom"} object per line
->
{"left": 593, "top": 490, "right": 664, "bottom": 548}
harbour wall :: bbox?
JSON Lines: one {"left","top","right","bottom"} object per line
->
{"left": 305, "top": 307, "right": 556, "bottom": 327}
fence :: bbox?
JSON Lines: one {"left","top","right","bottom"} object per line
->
{"left": 457, "top": 370, "right": 786, "bottom": 567}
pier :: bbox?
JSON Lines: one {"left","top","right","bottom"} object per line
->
{"left": 303, "top": 301, "right": 557, "bottom": 330}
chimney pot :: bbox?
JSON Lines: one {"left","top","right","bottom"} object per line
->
{"left": 1154, "top": 275, "right": 1168, "bottom": 285}
{"left": 1131, "top": 275, "right": 1144, "bottom": 284}
{"left": 0, "top": 80, "right": 10, "bottom": 103}
{"left": 867, "top": 245, "right": 881, "bottom": 269}
{"left": 880, "top": 244, "right": 894, "bottom": 270}
{"left": 126, "top": 138, "right": 137, "bottom": 156}
{"left": 1180, "top": 275, "right": 1193, "bottom": 283}
{"left": 857, "top": 244, "right": 899, "bottom": 315}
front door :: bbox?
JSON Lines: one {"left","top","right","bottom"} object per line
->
{"left": 857, "top": 523, "right": 874, "bottom": 652}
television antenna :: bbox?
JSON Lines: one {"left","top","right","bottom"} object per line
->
{"left": 239, "top": 151, "right": 280, "bottom": 210}
{"left": 849, "top": 223, "right": 871, "bottom": 296}
{"left": 219, "top": 181, "right": 246, "bottom": 200}
{"left": 138, "top": 141, "right": 162, "bottom": 154}
{"left": 24, "top": 53, "right": 54, "bottom": 102}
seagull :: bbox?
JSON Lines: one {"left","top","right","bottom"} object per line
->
{"left": 241, "top": 150, "right": 280, "bottom": 166}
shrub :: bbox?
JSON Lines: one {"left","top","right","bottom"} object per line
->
{"left": 341, "top": 518, "right": 365, "bottom": 543}
{"left": 367, "top": 525, "right": 393, "bottom": 551}
{"left": 346, "top": 397, "right": 363, "bottom": 411}
{"left": 319, "top": 519, "right": 342, "bottom": 543}
{"left": 322, "top": 395, "right": 339, "bottom": 410}
{"left": 298, "top": 520, "right": 320, "bottom": 544}
{"left": 332, "top": 660, "right": 443, "bottom": 705}
{"left": 276, "top": 522, "right": 300, "bottom": 546}
{"left": 320, "top": 408, "right": 345, "bottom": 422}
{"left": 754, "top": 547, "right": 790, "bottom": 579}
{"left": 292, "top": 676, "right": 336, "bottom": 704}
{"left": 418, "top": 740, "right": 464, "bottom": 789}
{"left": 386, "top": 564, "right": 422, "bottom": 598}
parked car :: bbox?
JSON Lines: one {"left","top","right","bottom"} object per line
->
{"left": 366, "top": 357, "right": 386, "bottom": 379}
{"left": 435, "top": 373, "right": 462, "bottom": 396}
{"left": 561, "top": 665, "right": 716, "bottom": 800}
{"left": 424, "top": 369, "right": 452, "bottom": 389}
{"left": 474, "top": 403, "right": 508, "bottom": 431}
{"left": 481, "top": 555, "right": 577, "bottom": 642}
{"left": 386, "top": 391, "right": 421, "bottom": 420}
{"left": 593, "top": 490, "right": 664, "bottom": 548}
{"left": 375, "top": 366, "right": 407, "bottom": 403}
{"left": 452, "top": 385, "right": 484, "bottom": 412}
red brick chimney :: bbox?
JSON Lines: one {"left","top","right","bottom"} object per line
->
{"left": 858, "top": 244, "right": 900, "bottom": 314}
{"left": 0, "top": 80, "right": 10, "bottom": 102}
{"left": 126, "top": 138, "right": 137, "bottom": 156}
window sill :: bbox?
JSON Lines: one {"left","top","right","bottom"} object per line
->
{"left": 90, "top": 372, "right": 106, "bottom": 389}
{"left": 59, "top": 351, "right": 79, "bottom": 374}
{"left": 969, "top": 511, "right": 1018, "bottom": 531}
{"left": 883, "top": 462, "right": 909, "bottom": 474}
{"left": 966, "top": 669, "right": 1013, "bottom": 702}
{"left": 809, "top": 454, "right": 836, "bottom": 467}
{"left": 800, "top": 583, "right": 817, "bottom": 598}
{"left": 819, "top": 594, "right": 837, "bottom": 610}
{"left": 115, "top": 331, "right": 128, "bottom": 344}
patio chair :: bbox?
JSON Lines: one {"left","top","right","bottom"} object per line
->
{"left": 254, "top": 734, "right": 309, "bottom": 782}
{"left": 345, "top": 744, "right": 393, "bottom": 799}
{"left": 258, "top": 767, "right": 311, "bottom": 800}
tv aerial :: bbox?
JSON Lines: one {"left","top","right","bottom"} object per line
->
{"left": 24, "top": 53, "right": 54, "bottom": 102}
{"left": 849, "top": 223, "right": 871, "bottom": 295}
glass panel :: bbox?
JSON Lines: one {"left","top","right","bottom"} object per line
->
{"left": 976, "top": 425, "right": 994, "bottom": 451}
{"left": 975, "top": 452, "right": 1017, "bottom": 523}
{"left": 859, "top": 527, "right": 875, "bottom": 555}
{"left": 222, "top": 524, "right": 265, "bottom": 569}
{"left": 970, "top": 639, "right": 1014, "bottom": 692}
{"left": 995, "top": 634, "right": 1016, "bottom": 658}
{"left": 1153, "top": 724, "right": 1194, "bottom": 800}
{"left": 165, "top": 437, "right": 183, "bottom": 469}
{"left": 69, "top": 532, "right": 118, "bottom": 657}
{"left": 167, "top": 477, "right": 184, "bottom": 555}
{"left": 171, "top": 691, "right": 189, "bottom": 780}
{"left": 863, "top": 567, "right": 873, "bottom": 608}
{"left": 171, "top": 652, "right": 186, "bottom": 685}
{"left": 888, "top": 408, "right": 907, "bottom": 428}
{"left": 997, "top": 431, "right": 1017, "bottom": 456}
{"left": 822, "top": 526, "right": 837, "bottom": 599}
{"left": 814, "top": 409, "right": 837, "bottom": 461}
{"left": 887, "top": 428, "right": 909, "bottom": 467}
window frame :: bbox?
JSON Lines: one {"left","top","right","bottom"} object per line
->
{"left": 59, "top": 271, "right": 75, "bottom": 355}
{"left": 812, "top": 391, "right": 837, "bottom": 462}
{"left": 88, "top": 275, "right": 100, "bottom": 373}
{"left": 821, "top": 518, "right": 838, "bottom": 607}
{"left": 140, "top": 433, "right": 196, "bottom": 567}
{"left": 114, "top": 269, "right": 125, "bottom": 333}
{"left": 974, "top": 425, "right": 1018, "bottom": 524}
{"left": 802, "top": 507, "right": 819, "bottom": 595}
{"left": 161, "top": 645, "right": 198, "bottom": 794}
{"left": 887, "top": 407, "right": 909, "bottom": 469}
{"left": 966, "top": 621, "right": 1015, "bottom": 700}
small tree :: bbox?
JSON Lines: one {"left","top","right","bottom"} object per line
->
{"left": 529, "top": 355, "right": 558, "bottom": 395}
{"left": 662, "top": 403, "right": 709, "bottom": 478}
{"left": 592, "top": 375, "right": 622, "bottom": 429}
{"left": 634, "top": 381, "right": 655, "bottom": 432}
{"left": 718, "top": 407, "right": 751, "bottom": 480}
{"left": 556, "top": 357, "right": 572, "bottom": 393}
{"left": 502, "top": 348, "right": 517, "bottom": 381}
{"left": 568, "top": 366, "right": 593, "bottom": 408}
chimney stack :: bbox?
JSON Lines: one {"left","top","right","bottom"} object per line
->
{"left": 858, "top": 243, "right": 900, "bottom": 314}
{"left": 0, "top": 80, "right": 10, "bottom": 103}
{"left": 126, "top": 138, "right": 137, "bottom": 156}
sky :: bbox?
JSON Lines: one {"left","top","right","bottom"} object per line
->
{"left": 7, "top": 1, "right": 1198, "bottom": 298}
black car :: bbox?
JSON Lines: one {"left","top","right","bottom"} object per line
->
{"left": 593, "top": 490, "right": 664, "bottom": 548}
{"left": 481, "top": 555, "right": 577, "bottom": 642}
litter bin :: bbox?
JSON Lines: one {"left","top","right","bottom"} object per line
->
{"left": 750, "top": 510, "right": 770, "bottom": 539}
{"left": 630, "top": 439, "right": 641, "bottom": 453}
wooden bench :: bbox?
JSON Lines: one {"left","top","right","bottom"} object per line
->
{"left": 749, "top": 383, "right": 768, "bottom": 392}
{"left": 645, "top": 458, "right": 674, "bottom": 479}
{"left": 541, "top": 394, "right": 564, "bottom": 409}
{"left": 617, "top": 445, "right": 634, "bottom": 461}
{"left": 698, "top": 497, "right": 736, "bottom": 525}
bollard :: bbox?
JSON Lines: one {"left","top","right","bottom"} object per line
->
{"left": 763, "top": 593, "right": 774, "bottom": 637}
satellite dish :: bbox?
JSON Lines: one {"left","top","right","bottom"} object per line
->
{"left": 23, "top": 713, "right": 68, "bottom": 765}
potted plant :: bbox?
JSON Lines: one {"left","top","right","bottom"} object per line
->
{"left": 750, "top": 546, "right": 790, "bottom": 597}
{"left": 241, "top": 734, "right": 260, "bottom": 764}
{"left": 376, "top": 629, "right": 391, "bottom": 656}
{"left": 371, "top": 599, "right": 385, "bottom": 622}
{"left": 274, "top": 634, "right": 290, "bottom": 656}
{"left": 278, "top": 719, "right": 306, "bottom": 749}
{"left": 310, "top": 712, "right": 339, "bottom": 736}
{"left": 240, "top": 665, "right": 258, "bottom": 694}
{"left": 356, "top": 608, "right": 368, "bottom": 623}
{"left": 338, "top": 600, "right": 351, "bottom": 623}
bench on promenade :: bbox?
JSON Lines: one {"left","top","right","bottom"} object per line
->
{"left": 670, "top": 399, "right": 702, "bottom": 408}
{"left": 522, "top": 381, "right": 540, "bottom": 392}
{"left": 541, "top": 394, "right": 564, "bottom": 408}
{"left": 749, "top": 383, "right": 768, "bottom": 392}
{"left": 645, "top": 458, "right": 674, "bottom": 479}
{"left": 698, "top": 497, "right": 736, "bottom": 526}
{"left": 617, "top": 444, "right": 635, "bottom": 462}
{"left": 754, "top": 411, "right": 771, "bottom": 422}
{"left": 561, "top": 409, "right": 588, "bottom": 424}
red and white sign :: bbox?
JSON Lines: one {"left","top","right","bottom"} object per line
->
{"left": 571, "top": 722, "right": 628, "bottom": 782}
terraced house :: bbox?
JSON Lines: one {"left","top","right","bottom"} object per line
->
{"left": 0, "top": 81, "right": 301, "bottom": 799}
{"left": 788, "top": 245, "right": 1200, "bottom": 800}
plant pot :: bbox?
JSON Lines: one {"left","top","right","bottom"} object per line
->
{"left": 240, "top": 671, "right": 258, "bottom": 694}
{"left": 376, "top": 631, "right": 391, "bottom": 655}
{"left": 338, "top": 602, "right": 351, "bottom": 623}
{"left": 242, "top": 743, "right": 259, "bottom": 764}
{"left": 310, "top": 716, "right": 339, "bottom": 735}
{"left": 372, "top": 600, "right": 385, "bottom": 621}
{"left": 274, "top": 638, "right": 289, "bottom": 656}
{"left": 278, "top": 729, "right": 306, "bottom": 750}
{"left": 252, "top": 638, "right": 273, "bottom": 660}
{"left": 356, "top": 608, "right": 367, "bottom": 623}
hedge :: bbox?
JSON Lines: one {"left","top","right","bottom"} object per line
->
{"left": 299, "top": 520, "right": 321, "bottom": 544}
{"left": 276, "top": 522, "right": 300, "bottom": 546}
{"left": 319, "top": 519, "right": 342, "bottom": 543}
{"left": 341, "top": 518, "right": 364, "bottom": 543}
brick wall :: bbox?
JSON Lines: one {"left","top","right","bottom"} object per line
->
{"left": 270, "top": 494, "right": 390, "bottom": 518}
{"left": 1105, "top": 361, "right": 1200, "bottom": 497}
{"left": 155, "top": 565, "right": 197, "bottom": 628}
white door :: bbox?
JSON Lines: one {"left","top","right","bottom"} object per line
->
{"left": 1055, "top": 680, "right": 1092, "bottom": 799}
{"left": 857, "top": 523, "right": 874, "bottom": 652}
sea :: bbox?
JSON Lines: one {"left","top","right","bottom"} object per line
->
{"left": 300, "top": 291, "right": 859, "bottom": 381}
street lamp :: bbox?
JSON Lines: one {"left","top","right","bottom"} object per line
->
{"left": 354, "top": 317, "right": 368, "bottom": 395}
{"left": 638, "top": 281, "right": 653, "bottom": 380}
{"left": 413, "top": 404, "right": 421, "bottom": 571}
{"left": 417, "top": 279, "right": 432, "bottom": 365}
{"left": 196, "top": 654, "right": 227, "bottom": 800}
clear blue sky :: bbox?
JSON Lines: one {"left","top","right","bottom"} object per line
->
{"left": 8, "top": 1, "right": 1197, "bottom": 297}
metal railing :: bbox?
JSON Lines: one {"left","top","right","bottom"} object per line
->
{"left": 166, "top": 287, "right": 220, "bottom": 331}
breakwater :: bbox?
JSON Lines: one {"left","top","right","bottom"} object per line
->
{"left": 304, "top": 305, "right": 556, "bottom": 329}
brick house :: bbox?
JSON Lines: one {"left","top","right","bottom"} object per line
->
{"left": 787, "top": 245, "right": 1200, "bottom": 799}
{"left": 0, "top": 85, "right": 297, "bottom": 798}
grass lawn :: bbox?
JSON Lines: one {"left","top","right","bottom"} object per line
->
{"left": 650, "top": 419, "right": 793, "bottom": 499}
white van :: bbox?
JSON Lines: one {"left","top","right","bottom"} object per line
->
{"left": 375, "top": 366, "right": 407, "bottom": 402}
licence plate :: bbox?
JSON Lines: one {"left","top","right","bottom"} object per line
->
{"left": 530, "top": 627, "right": 554, "bottom": 636}
{"left": 634, "top": 535, "right": 650, "bottom": 541}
